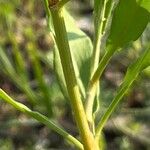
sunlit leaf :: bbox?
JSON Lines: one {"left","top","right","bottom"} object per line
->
{"left": 0, "top": 89, "right": 83, "bottom": 150}
{"left": 96, "top": 45, "right": 150, "bottom": 133}
{"left": 136, "top": 0, "right": 150, "bottom": 13}
{"left": 54, "top": 10, "right": 93, "bottom": 99}
{"left": 107, "top": 0, "right": 150, "bottom": 49}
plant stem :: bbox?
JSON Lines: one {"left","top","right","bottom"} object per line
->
{"left": 86, "top": 44, "right": 115, "bottom": 146}
{"left": 86, "top": 43, "right": 115, "bottom": 130}
{"left": 90, "top": 44, "right": 115, "bottom": 91}
{"left": 86, "top": 0, "right": 108, "bottom": 130}
{"left": 49, "top": 6, "right": 99, "bottom": 150}
{"left": 91, "top": 0, "right": 107, "bottom": 75}
{"left": 86, "top": 44, "right": 116, "bottom": 138}
{"left": 0, "top": 89, "right": 83, "bottom": 150}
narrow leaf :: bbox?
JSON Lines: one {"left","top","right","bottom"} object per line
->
{"left": 96, "top": 45, "right": 150, "bottom": 135}
{"left": 0, "top": 47, "right": 37, "bottom": 104}
{"left": 0, "top": 89, "right": 83, "bottom": 150}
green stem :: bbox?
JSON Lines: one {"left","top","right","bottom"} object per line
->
{"left": 86, "top": 44, "right": 115, "bottom": 130}
{"left": 0, "top": 89, "right": 83, "bottom": 150}
{"left": 102, "top": 0, "right": 114, "bottom": 34}
{"left": 85, "top": 0, "right": 109, "bottom": 130}
{"left": 49, "top": 6, "right": 99, "bottom": 150}
{"left": 91, "top": 44, "right": 115, "bottom": 86}
{"left": 91, "top": 0, "right": 108, "bottom": 75}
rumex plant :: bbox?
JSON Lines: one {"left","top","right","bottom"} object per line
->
{"left": 0, "top": 0, "right": 150, "bottom": 150}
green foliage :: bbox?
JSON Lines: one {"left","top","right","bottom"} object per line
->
{"left": 136, "top": 0, "right": 150, "bottom": 13}
{"left": 96, "top": 45, "right": 150, "bottom": 135}
{"left": 107, "top": 0, "right": 150, "bottom": 49}
{"left": 0, "top": 89, "right": 83, "bottom": 150}
{"left": 0, "top": 47, "right": 37, "bottom": 104}
{"left": 0, "top": 0, "right": 150, "bottom": 149}
{"left": 89, "top": 0, "right": 150, "bottom": 103}
{"left": 54, "top": 10, "right": 93, "bottom": 99}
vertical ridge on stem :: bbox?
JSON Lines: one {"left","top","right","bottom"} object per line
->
{"left": 49, "top": 5, "right": 99, "bottom": 150}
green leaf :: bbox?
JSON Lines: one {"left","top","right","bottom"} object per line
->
{"left": 136, "top": 0, "right": 150, "bottom": 13}
{"left": 0, "top": 47, "right": 16, "bottom": 76}
{"left": 143, "top": 66, "right": 150, "bottom": 77}
{"left": 96, "top": 45, "right": 150, "bottom": 134}
{"left": 90, "top": 0, "right": 150, "bottom": 85}
{"left": 0, "top": 47, "right": 37, "bottom": 104}
{"left": 123, "top": 49, "right": 150, "bottom": 86}
{"left": 0, "top": 89, "right": 83, "bottom": 150}
{"left": 54, "top": 10, "right": 93, "bottom": 99}
{"left": 107, "top": 0, "right": 150, "bottom": 49}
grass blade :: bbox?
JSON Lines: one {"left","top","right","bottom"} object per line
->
{"left": 0, "top": 47, "right": 37, "bottom": 104}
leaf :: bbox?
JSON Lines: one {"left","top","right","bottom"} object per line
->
{"left": 0, "top": 47, "right": 16, "bottom": 76}
{"left": 54, "top": 10, "right": 93, "bottom": 99}
{"left": 0, "top": 89, "right": 83, "bottom": 150}
{"left": 136, "top": 0, "right": 150, "bottom": 13}
{"left": 96, "top": 45, "right": 150, "bottom": 134}
{"left": 143, "top": 66, "right": 150, "bottom": 77}
{"left": 109, "top": 45, "right": 150, "bottom": 116}
{"left": 0, "top": 47, "right": 37, "bottom": 104}
{"left": 91, "top": 0, "right": 150, "bottom": 83}
{"left": 107, "top": 0, "right": 150, "bottom": 49}
{"left": 123, "top": 47, "right": 150, "bottom": 86}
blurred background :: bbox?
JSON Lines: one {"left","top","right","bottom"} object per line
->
{"left": 0, "top": 0, "right": 150, "bottom": 149}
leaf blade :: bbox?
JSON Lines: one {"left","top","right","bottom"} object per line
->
{"left": 136, "top": 0, "right": 150, "bottom": 13}
{"left": 96, "top": 45, "right": 150, "bottom": 135}
{"left": 0, "top": 89, "right": 83, "bottom": 150}
{"left": 54, "top": 10, "right": 93, "bottom": 99}
{"left": 107, "top": 0, "right": 150, "bottom": 48}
